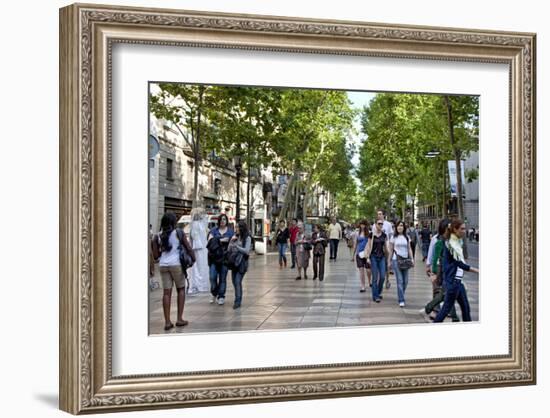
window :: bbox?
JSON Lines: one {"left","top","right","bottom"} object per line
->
{"left": 166, "top": 158, "right": 174, "bottom": 180}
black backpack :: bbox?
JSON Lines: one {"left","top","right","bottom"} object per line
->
{"left": 207, "top": 236, "right": 225, "bottom": 265}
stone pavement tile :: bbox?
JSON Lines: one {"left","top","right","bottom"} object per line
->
{"left": 300, "top": 322, "right": 338, "bottom": 329}
{"left": 274, "top": 306, "right": 309, "bottom": 313}
{"left": 306, "top": 306, "right": 340, "bottom": 313}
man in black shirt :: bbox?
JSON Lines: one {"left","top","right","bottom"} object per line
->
{"left": 419, "top": 223, "right": 432, "bottom": 262}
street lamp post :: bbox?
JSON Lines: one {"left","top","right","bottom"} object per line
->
{"left": 233, "top": 155, "right": 242, "bottom": 221}
{"left": 425, "top": 149, "right": 442, "bottom": 218}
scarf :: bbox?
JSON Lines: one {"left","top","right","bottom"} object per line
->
{"left": 446, "top": 233, "right": 465, "bottom": 263}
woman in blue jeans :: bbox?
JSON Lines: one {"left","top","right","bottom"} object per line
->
{"left": 388, "top": 221, "right": 414, "bottom": 307}
{"left": 228, "top": 220, "right": 252, "bottom": 309}
{"left": 365, "top": 219, "right": 391, "bottom": 303}
{"left": 434, "top": 219, "right": 479, "bottom": 322}
{"left": 207, "top": 214, "right": 234, "bottom": 306}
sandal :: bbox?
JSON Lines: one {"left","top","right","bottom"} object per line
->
{"left": 176, "top": 320, "right": 189, "bottom": 327}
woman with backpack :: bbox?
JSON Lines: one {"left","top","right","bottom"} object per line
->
{"left": 365, "top": 219, "right": 391, "bottom": 303}
{"left": 227, "top": 220, "right": 252, "bottom": 309}
{"left": 388, "top": 221, "right": 415, "bottom": 307}
{"left": 152, "top": 212, "right": 195, "bottom": 331}
{"left": 433, "top": 219, "right": 479, "bottom": 322}
{"left": 207, "top": 214, "right": 234, "bottom": 306}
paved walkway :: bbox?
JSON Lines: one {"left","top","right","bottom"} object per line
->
{"left": 149, "top": 243, "right": 479, "bottom": 335}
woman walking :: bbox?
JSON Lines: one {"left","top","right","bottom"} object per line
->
{"left": 275, "top": 220, "right": 290, "bottom": 269}
{"left": 228, "top": 221, "right": 252, "bottom": 309}
{"left": 422, "top": 219, "right": 460, "bottom": 321}
{"left": 389, "top": 221, "right": 414, "bottom": 307}
{"left": 152, "top": 212, "right": 195, "bottom": 331}
{"left": 311, "top": 224, "right": 328, "bottom": 281}
{"left": 365, "top": 219, "right": 391, "bottom": 302}
{"left": 347, "top": 224, "right": 358, "bottom": 261}
{"left": 207, "top": 214, "right": 234, "bottom": 305}
{"left": 433, "top": 219, "right": 479, "bottom": 322}
{"left": 295, "top": 223, "right": 311, "bottom": 280}
{"left": 353, "top": 220, "right": 371, "bottom": 293}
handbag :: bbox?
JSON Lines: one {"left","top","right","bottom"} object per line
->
{"left": 226, "top": 247, "right": 244, "bottom": 270}
{"left": 395, "top": 251, "right": 413, "bottom": 270}
{"left": 176, "top": 229, "right": 195, "bottom": 271}
{"left": 358, "top": 250, "right": 366, "bottom": 259}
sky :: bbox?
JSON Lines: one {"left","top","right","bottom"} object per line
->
{"left": 346, "top": 91, "right": 377, "bottom": 182}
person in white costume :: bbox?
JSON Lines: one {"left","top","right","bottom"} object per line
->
{"left": 188, "top": 208, "right": 210, "bottom": 294}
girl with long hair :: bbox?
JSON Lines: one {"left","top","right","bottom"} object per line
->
{"left": 433, "top": 219, "right": 479, "bottom": 322}
{"left": 422, "top": 218, "right": 460, "bottom": 321}
{"left": 152, "top": 212, "right": 195, "bottom": 331}
{"left": 388, "top": 220, "right": 414, "bottom": 307}
{"left": 353, "top": 219, "right": 371, "bottom": 292}
{"left": 228, "top": 220, "right": 252, "bottom": 309}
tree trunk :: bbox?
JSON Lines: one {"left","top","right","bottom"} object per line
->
{"left": 444, "top": 96, "right": 464, "bottom": 220}
{"left": 293, "top": 178, "right": 300, "bottom": 220}
{"left": 192, "top": 88, "right": 205, "bottom": 206}
{"left": 246, "top": 162, "right": 251, "bottom": 229}
{"left": 278, "top": 175, "right": 294, "bottom": 222}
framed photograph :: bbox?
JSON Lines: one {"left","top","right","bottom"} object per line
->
{"left": 59, "top": 3, "right": 536, "bottom": 414}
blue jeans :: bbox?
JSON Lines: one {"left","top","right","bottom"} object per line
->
{"left": 392, "top": 259, "right": 409, "bottom": 304}
{"left": 278, "top": 243, "right": 287, "bottom": 264}
{"left": 370, "top": 255, "right": 386, "bottom": 301}
{"left": 434, "top": 278, "right": 471, "bottom": 322}
{"left": 231, "top": 270, "right": 245, "bottom": 304}
{"left": 209, "top": 263, "right": 228, "bottom": 298}
{"left": 421, "top": 242, "right": 430, "bottom": 258}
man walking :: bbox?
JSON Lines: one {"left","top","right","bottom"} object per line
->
{"left": 328, "top": 217, "right": 342, "bottom": 261}
{"left": 419, "top": 222, "right": 432, "bottom": 262}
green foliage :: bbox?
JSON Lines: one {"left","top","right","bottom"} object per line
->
{"left": 357, "top": 93, "right": 478, "bottom": 215}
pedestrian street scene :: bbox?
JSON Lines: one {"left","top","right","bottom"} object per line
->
{"left": 149, "top": 240, "right": 479, "bottom": 334}
{"left": 148, "top": 82, "right": 480, "bottom": 335}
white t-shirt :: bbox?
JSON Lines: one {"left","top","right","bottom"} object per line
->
{"left": 426, "top": 234, "right": 439, "bottom": 267}
{"left": 159, "top": 230, "right": 180, "bottom": 267}
{"left": 390, "top": 235, "right": 409, "bottom": 260}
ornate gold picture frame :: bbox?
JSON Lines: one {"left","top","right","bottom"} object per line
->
{"left": 59, "top": 3, "right": 536, "bottom": 414}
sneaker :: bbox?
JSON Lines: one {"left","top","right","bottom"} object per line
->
{"left": 217, "top": 297, "right": 225, "bottom": 305}
{"left": 399, "top": 302, "right": 405, "bottom": 307}
{"left": 209, "top": 296, "right": 216, "bottom": 304}
{"left": 233, "top": 302, "right": 241, "bottom": 309}
{"left": 360, "top": 288, "right": 366, "bottom": 293}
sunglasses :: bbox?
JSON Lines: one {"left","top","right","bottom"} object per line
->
{"left": 377, "top": 222, "right": 383, "bottom": 226}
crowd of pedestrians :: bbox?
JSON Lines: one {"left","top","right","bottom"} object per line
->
{"left": 150, "top": 208, "right": 478, "bottom": 331}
